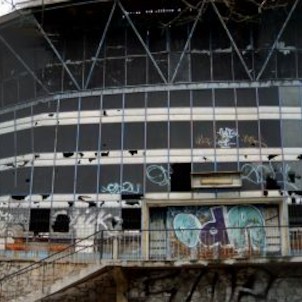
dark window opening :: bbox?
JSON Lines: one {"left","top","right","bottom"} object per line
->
{"left": 121, "top": 208, "right": 141, "bottom": 230}
{"left": 289, "top": 204, "right": 302, "bottom": 226}
{"left": 170, "top": 163, "right": 191, "bottom": 192}
{"left": 52, "top": 214, "right": 70, "bottom": 233}
{"left": 29, "top": 209, "right": 50, "bottom": 234}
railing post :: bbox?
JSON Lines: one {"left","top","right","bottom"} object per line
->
{"left": 280, "top": 200, "right": 290, "bottom": 256}
{"left": 113, "top": 231, "right": 119, "bottom": 260}
{"left": 99, "top": 230, "right": 104, "bottom": 261}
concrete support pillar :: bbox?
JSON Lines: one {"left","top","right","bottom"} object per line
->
{"left": 141, "top": 201, "right": 149, "bottom": 260}
{"left": 112, "top": 267, "right": 128, "bottom": 302}
{"left": 279, "top": 199, "right": 290, "bottom": 256}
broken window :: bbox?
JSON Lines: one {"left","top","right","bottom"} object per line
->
{"left": 289, "top": 205, "right": 302, "bottom": 226}
{"left": 121, "top": 208, "right": 141, "bottom": 230}
{"left": 29, "top": 209, "right": 50, "bottom": 234}
{"left": 170, "top": 163, "right": 191, "bottom": 192}
{"left": 52, "top": 214, "right": 70, "bottom": 233}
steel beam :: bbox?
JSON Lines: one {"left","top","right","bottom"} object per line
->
{"left": 0, "top": 33, "right": 51, "bottom": 95}
{"left": 33, "top": 17, "right": 81, "bottom": 90}
{"left": 171, "top": 0, "right": 206, "bottom": 83}
{"left": 117, "top": 0, "right": 168, "bottom": 84}
{"left": 84, "top": 1, "right": 117, "bottom": 89}
{"left": 210, "top": 0, "right": 253, "bottom": 81}
{"left": 256, "top": 0, "right": 300, "bottom": 80}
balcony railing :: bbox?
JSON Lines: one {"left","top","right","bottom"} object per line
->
{"left": 0, "top": 226, "right": 302, "bottom": 262}
{"left": 0, "top": 226, "right": 302, "bottom": 301}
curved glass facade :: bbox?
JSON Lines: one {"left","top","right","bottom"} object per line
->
{"left": 0, "top": 0, "right": 302, "bottom": 249}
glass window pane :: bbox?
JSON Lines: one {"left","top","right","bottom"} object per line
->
{"left": 280, "top": 87, "right": 301, "bottom": 106}
{"left": 236, "top": 88, "right": 257, "bottom": 107}
{"left": 124, "top": 123, "right": 144, "bottom": 150}
{"left": 193, "top": 121, "right": 214, "bottom": 148}
{"left": 170, "top": 122, "right": 191, "bottom": 149}
{"left": 238, "top": 121, "right": 260, "bottom": 148}
{"left": 57, "top": 125, "right": 77, "bottom": 152}
{"left": 258, "top": 87, "right": 279, "bottom": 106}
{"left": 100, "top": 165, "right": 120, "bottom": 194}
{"left": 147, "top": 122, "right": 167, "bottom": 149}
{"left": 282, "top": 120, "right": 302, "bottom": 147}
{"left": 170, "top": 90, "right": 190, "bottom": 107}
{"left": 260, "top": 120, "right": 281, "bottom": 147}
{"left": 215, "top": 89, "right": 234, "bottom": 107}
{"left": 193, "top": 90, "right": 213, "bottom": 107}
{"left": 101, "top": 124, "right": 121, "bottom": 150}
{"left": 146, "top": 163, "right": 169, "bottom": 193}
{"left": 54, "top": 166, "right": 75, "bottom": 193}
{"left": 78, "top": 124, "right": 99, "bottom": 151}
{"left": 77, "top": 166, "right": 98, "bottom": 193}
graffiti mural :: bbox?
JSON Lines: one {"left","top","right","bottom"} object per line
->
{"left": 227, "top": 206, "right": 266, "bottom": 251}
{"left": 162, "top": 205, "right": 279, "bottom": 258}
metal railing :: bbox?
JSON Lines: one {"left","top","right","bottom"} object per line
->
{"left": 0, "top": 226, "right": 302, "bottom": 301}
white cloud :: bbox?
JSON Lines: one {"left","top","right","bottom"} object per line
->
{"left": 0, "top": 1, "right": 13, "bottom": 16}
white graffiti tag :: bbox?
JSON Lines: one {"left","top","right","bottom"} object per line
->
{"left": 146, "top": 165, "right": 171, "bottom": 186}
{"left": 101, "top": 182, "right": 141, "bottom": 194}
{"left": 216, "top": 127, "right": 238, "bottom": 148}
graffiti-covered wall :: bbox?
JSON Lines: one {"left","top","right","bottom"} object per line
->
{"left": 150, "top": 205, "right": 280, "bottom": 259}
{"left": 0, "top": 0, "right": 302, "bottom": 252}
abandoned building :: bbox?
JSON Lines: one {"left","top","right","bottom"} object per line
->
{"left": 1, "top": 0, "right": 302, "bottom": 301}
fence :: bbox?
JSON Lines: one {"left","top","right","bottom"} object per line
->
{"left": 0, "top": 226, "right": 302, "bottom": 301}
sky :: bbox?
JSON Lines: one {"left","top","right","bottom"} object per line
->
{"left": 0, "top": 1, "right": 13, "bottom": 16}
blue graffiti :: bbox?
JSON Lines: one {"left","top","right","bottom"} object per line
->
{"left": 101, "top": 182, "right": 141, "bottom": 194}
{"left": 170, "top": 205, "right": 267, "bottom": 251}
{"left": 227, "top": 206, "right": 266, "bottom": 250}
{"left": 173, "top": 213, "right": 202, "bottom": 248}
{"left": 199, "top": 207, "right": 229, "bottom": 246}
{"left": 146, "top": 165, "right": 171, "bottom": 186}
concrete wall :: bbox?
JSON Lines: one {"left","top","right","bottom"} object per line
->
{"left": 2, "top": 260, "right": 302, "bottom": 301}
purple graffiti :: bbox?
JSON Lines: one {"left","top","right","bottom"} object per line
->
{"left": 199, "top": 207, "right": 229, "bottom": 246}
